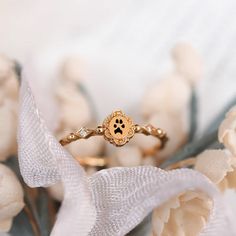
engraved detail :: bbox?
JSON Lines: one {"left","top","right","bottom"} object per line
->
{"left": 77, "top": 127, "right": 89, "bottom": 138}
{"left": 114, "top": 119, "right": 125, "bottom": 134}
{"left": 103, "top": 110, "right": 135, "bottom": 146}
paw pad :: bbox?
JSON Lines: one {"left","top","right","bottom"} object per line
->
{"left": 114, "top": 119, "right": 125, "bottom": 134}
{"left": 103, "top": 110, "right": 135, "bottom": 146}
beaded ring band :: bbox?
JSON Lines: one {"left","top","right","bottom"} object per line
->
{"left": 60, "top": 110, "right": 168, "bottom": 151}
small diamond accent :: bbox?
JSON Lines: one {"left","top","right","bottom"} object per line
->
{"left": 77, "top": 127, "right": 89, "bottom": 138}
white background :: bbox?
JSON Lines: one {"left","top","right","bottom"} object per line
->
{"left": 0, "top": 0, "right": 236, "bottom": 131}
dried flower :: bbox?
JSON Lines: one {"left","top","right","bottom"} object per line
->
{"left": 195, "top": 150, "right": 236, "bottom": 191}
{"left": 108, "top": 143, "right": 156, "bottom": 167}
{"left": 172, "top": 43, "right": 203, "bottom": 86}
{"left": 218, "top": 106, "right": 236, "bottom": 156}
{"left": 152, "top": 190, "right": 212, "bottom": 236}
{"left": 133, "top": 112, "right": 188, "bottom": 160}
{"left": 0, "top": 164, "right": 24, "bottom": 232}
{"left": 55, "top": 81, "right": 92, "bottom": 129}
{"left": 113, "top": 146, "right": 143, "bottom": 167}
{"left": 0, "top": 90, "right": 4, "bottom": 106}
{"left": 0, "top": 55, "right": 18, "bottom": 101}
{"left": 61, "top": 57, "right": 84, "bottom": 82}
{"left": 225, "top": 106, "right": 236, "bottom": 117}
{"left": 152, "top": 113, "right": 188, "bottom": 159}
{"left": 55, "top": 64, "right": 105, "bottom": 161}
{"left": 0, "top": 99, "right": 18, "bottom": 161}
{"left": 141, "top": 73, "right": 191, "bottom": 119}
{"left": 3, "top": 75, "right": 19, "bottom": 101}
{"left": 0, "top": 55, "right": 14, "bottom": 84}
{"left": 66, "top": 136, "right": 104, "bottom": 159}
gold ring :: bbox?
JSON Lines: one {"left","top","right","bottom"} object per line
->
{"left": 59, "top": 110, "right": 168, "bottom": 150}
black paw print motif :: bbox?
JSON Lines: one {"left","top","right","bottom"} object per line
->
{"left": 114, "top": 119, "right": 125, "bottom": 134}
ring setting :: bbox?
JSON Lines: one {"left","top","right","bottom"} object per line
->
{"left": 103, "top": 110, "right": 135, "bottom": 146}
{"left": 60, "top": 110, "right": 168, "bottom": 150}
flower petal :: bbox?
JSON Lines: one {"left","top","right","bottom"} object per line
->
{"left": 218, "top": 107, "right": 236, "bottom": 156}
{"left": 172, "top": 43, "right": 203, "bottom": 86}
{"left": 141, "top": 74, "right": 191, "bottom": 118}
{"left": 195, "top": 150, "right": 232, "bottom": 184}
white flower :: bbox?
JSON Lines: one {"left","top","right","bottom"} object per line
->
{"left": 113, "top": 146, "right": 143, "bottom": 167}
{"left": 141, "top": 73, "right": 191, "bottom": 119}
{"left": 0, "top": 90, "right": 4, "bottom": 106}
{"left": 55, "top": 81, "right": 92, "bottom": 129}
{"left": 60, "top": 57, "right": 84, "bottom": 82}
{"left": 0, "top": 55, "right": 18, "bottom": 101}
{"left": 225, "top": 106, "right": 236, "bottom": 117}
{"left": 66, "top": 136, "right": 104, "bottom": 159}
{"left": 0, "top": 99, "right": 18, "bottom": 161}
{"left": 2, "top": 75, "right": 19, "bottom": 101}
{"left": 133, "top": 112, "right": 188, "bottom": 160}
{"left": 195, "top": 150, "right": 236, "bottom": 191}
{"left": 0, "top": 55, "right": 19, "bottom": 161}
{"left": 0, "top": 164, "right": 24, "bottom": 232}
{"left": 0, "top": 55, "right": 14, "bottom": 84}
{"left": 218, "top": 106, "right": 236, "bottom": 156}
{"left": 172, "top": 43, "right": 203, "bottom": 86}
{"left": 152, "top": 190, "right": 212, "bottom": 236}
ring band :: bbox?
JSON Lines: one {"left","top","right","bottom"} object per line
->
{"left": 59, "top": 110, "right": 168, "bottom": 149}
